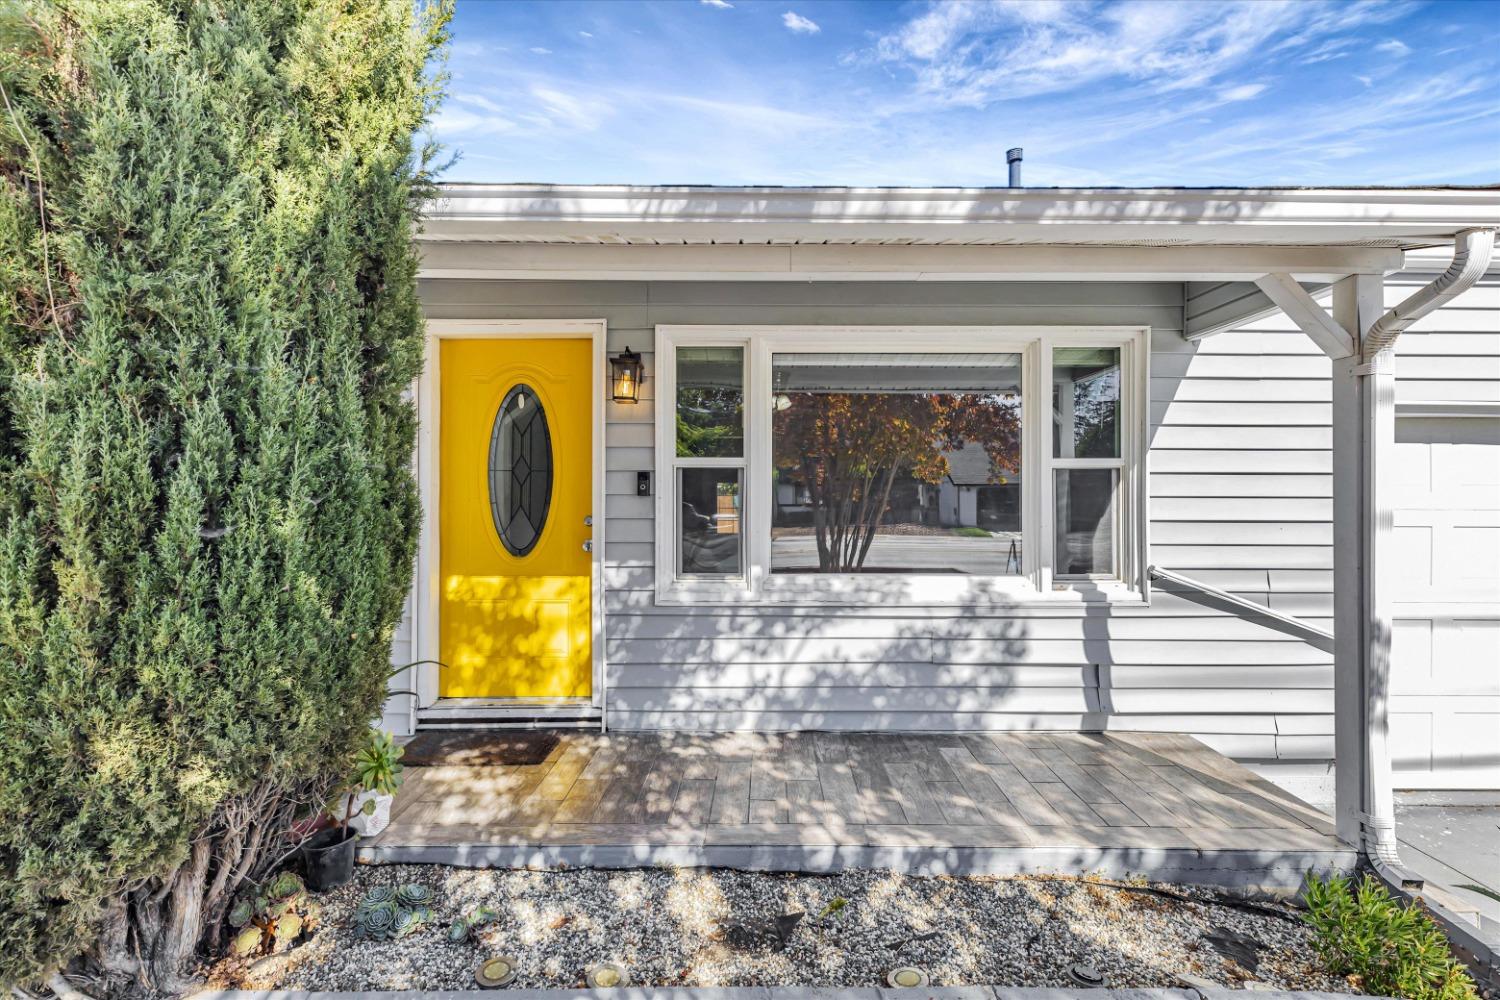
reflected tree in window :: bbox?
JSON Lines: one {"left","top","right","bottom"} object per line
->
{"left": 773, "top": 391, "right": 1020, "bottom": 572}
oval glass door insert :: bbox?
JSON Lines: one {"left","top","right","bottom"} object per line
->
{"left": 489, "top": 384, "right": 553, "bottom": 556}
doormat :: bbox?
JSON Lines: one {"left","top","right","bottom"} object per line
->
{"left": 402, "top": 730, "right": 560, "bottom": 767}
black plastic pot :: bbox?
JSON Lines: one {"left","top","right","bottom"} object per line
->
{"left": 301, "top": 826, "right": 357, "bottom": 891}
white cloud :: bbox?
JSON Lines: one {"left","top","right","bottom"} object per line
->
{"left": 1219, "top": 83, "right": 1267, "bottom": 102}
{"left": 1376, "top": 38, "right": 1411, "bottom": 57}
{"left": 579, "top": 31, "right": 594, "bottom": 39}
{"left": 1355, "top": 74, "right": 1374, "bottom": 87}
{"left": 431, "top": 104, "right": 515, "bottom": 137}
{"left": 782, "top": 11, "right": 820, "bottom": 34}
{"left": 530, "top": 46, "right": 552, "bottom": 55}
{"left": 530, "top": 86, "right": 609, "bottom": 131}
{"left": 701, "top": 0, "right": 733, "bottom": 6}
{"left": 869, "top": 0, "right": 1409, "bottom": 108}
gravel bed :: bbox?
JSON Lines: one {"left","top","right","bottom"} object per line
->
{"left": 200, "top": 864, "right": 1355, "bottom": 993}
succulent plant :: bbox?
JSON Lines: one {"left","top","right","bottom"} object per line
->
{"left": 364, "top": 885, "right": 398, "bottom": 906}
{"left": 274, "top": 913, "right": 304, "bottom": 951}
{"left": 231, "top": 926, "right": 264, "bottom": 958}
{"left": 355, "top": 903, "right": 397, "bottom": 940}
{"left": 447, "top": 906, "right": 499, "bottom": 945}
{"left": 352, "top": 885, "right": 438, "bottom": 942}
{"left": 223, "top": 870, "right": 319, "bottom": 959}
{"left": 392, "top": 907, "right": 429, "bottom": 939}
{"left": 396, "top": 883, "right": 433, "bottom": 908}
{"left": 228, "top": 898, "right": 255, "bottom": 929}
{"left": 267, "top": 871, "right": 304, "bottom": 901}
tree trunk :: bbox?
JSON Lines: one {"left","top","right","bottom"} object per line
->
{"left": 84, "top": 778, "right": 326, "bottom": 998}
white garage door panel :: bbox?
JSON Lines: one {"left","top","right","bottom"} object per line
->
{"left": 1390, "top": 416, "right": 1500, "bottom": 790}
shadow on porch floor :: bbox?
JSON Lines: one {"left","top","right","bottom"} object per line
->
{"left": 360, "top": 731, "right": 1353, "bottom": 889}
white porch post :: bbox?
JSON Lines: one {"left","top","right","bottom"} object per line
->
{"left": 1330, "top": 274, "right": 1389, "bottom": 851}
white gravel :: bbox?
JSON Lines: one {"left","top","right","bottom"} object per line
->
{"left": 201, "top": 865, "right": 1356, "bottom": 993}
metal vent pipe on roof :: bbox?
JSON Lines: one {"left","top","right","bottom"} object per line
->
{"left": 1007, "top": 147, "right": 1022, "bottom": 187}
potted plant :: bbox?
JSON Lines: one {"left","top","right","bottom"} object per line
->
{"left": 344, "top": 729, "right": 404, "bottom": 838}
{"left": 300, "top": 729, "right": 404, "bottom": 891}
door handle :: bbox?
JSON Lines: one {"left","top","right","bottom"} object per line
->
{"left": 582, "top": 540, "right": 593, "bottom": 553}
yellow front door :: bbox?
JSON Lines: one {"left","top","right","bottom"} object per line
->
{"left": 440, "top": 338, "right": 592, "bottom": 699}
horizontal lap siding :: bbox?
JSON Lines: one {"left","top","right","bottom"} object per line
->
{"left": 413, "top": 277, "right": 1361, "bottom": 766}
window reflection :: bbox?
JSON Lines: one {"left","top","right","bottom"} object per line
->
{"left": 770, "top": 353, "right": 1023, "bottom": 576}
{"left": 679, "top": 468, "right": 742, "bottom": 576}
{"left": 1053, "top": 348, "right": 1120, "bottom": 459}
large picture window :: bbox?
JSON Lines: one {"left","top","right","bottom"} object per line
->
{"left": 655, "top": 327, "right": 1146, "bottom": 604}
{"left": 770, "top": 353, "right": 1023, "bottom": 576}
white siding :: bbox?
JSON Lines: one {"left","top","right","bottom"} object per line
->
{"left": 390, "top": 268, "right": 1498, "bottom": 793}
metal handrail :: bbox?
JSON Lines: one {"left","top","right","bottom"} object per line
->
{"left": 1148, "top": 565, "right": 1333, "bottom": 643}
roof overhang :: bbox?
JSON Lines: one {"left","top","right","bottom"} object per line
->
{"left": 418, "top": 184, "right": 1497, "bottom": 282}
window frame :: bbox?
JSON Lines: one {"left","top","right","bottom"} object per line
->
{"left": 654, "top": 325, "right": 1149, "bottom": 606}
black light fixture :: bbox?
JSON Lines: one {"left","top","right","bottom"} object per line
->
{"left": 610, "top": 347, "right": 644, "bottom": 403}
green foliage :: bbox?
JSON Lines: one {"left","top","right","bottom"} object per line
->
{"left": 352, "top": 885, "right": 433, "bottom": 942}
{"left": 0, "top": 0, "right": 448, "bottom": 987}
{"left": 223, "top": 872, "right": 321, "bottom": 960}
{"left": 950, "top": 526, "right": 992, "bottom": 538}
{"left": 1303, "top": 872, "right": 1477, "bottom": 1000}
{"left": 447, "top": 905, "right": 499, "bottom": 944}
{"left": 355, "top": 730, "right": 406, "bottom": 798}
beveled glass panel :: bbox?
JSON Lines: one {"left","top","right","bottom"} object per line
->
{"left": 1053, "top": 347, "right": 1120, "bottom": 458}
{"left": 489, "top": 384, "right": 552, "bottom": 556}
{"left": 676, "top": 346, "right": 744, "bottom": 458}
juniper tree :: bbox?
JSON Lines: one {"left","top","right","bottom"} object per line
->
{"left": 0, "top": 1, "right": 447, "bottom": 992}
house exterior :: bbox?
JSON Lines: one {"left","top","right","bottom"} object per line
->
{"left": 383, "top": 185, "right": 1499, "bottom": 842}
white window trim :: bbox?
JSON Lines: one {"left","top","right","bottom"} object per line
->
{"left": 654, "top": 325, "right": 1149, "bottom": 608}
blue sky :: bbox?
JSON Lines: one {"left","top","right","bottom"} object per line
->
{"left": 434, "top": 0, "right": 1500, "bottom": 187}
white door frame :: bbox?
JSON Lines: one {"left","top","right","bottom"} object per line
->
{"left": 413, "top": 319, "right": 609, "bottom": 711}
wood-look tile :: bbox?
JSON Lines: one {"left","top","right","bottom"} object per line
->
{"left": 671, "top": 778, "right": 716, "bottom": 827}
{"left": 551, "top": 777, "right": 607, "bottom": 824}
{"left": 988, "top": 735, "right": 1059, "bottom": 782}
{"left": 928, "top": 780, "right": 988, "bottom": 825}
{"left": 884, "top": 762, "right": 945, "bottom": 824}
{"left": 1033, "top": 781, "right": 1105, "bottom": 825}
{"left": 1034, "top": 748, "right": 1121, "bottom": 803}
{"left": 372, "top": 730, "right": 1336, "bottom": 863}
{"left": 534, "top": 748, "right": 590, "bottom": 799}
{"left": 710, "top": 760, "right": 752, "bottom": 824}
{"left": 817, "top": 761, "right": 864, "bottom": 821}
{"left": 1081, "top": 765, "right": 1186, "bottom": 827}
{"left": 1152, "top": 766, "right": 1289, "bottom": 829}
{"left": 983, "top": 762, "right": 1066, "bottom": 826}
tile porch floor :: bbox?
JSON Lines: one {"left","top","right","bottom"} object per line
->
{"left": 361, "top": 731, "right": 1353, "bottom": 887}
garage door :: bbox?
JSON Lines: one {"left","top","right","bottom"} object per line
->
{"left": 1389, "top": 416, "right": 1500, "bottom": 789}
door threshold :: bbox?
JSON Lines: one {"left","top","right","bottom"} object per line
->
{"left": 417, "top": 698, "right": 602, "bottom": 731}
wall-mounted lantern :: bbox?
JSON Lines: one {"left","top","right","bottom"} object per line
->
{"left": 610, "top": 347, "right": 644, "bottom": 403}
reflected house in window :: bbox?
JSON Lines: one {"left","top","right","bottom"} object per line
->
{"left": 937, "top": 441, "right": 1021, "bottom": 534}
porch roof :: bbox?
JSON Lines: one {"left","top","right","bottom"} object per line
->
{"left": 418, "top": 184, "right": 1497, "bottom": 283}
{"left": 423, "top": 183, "right": 1498, "bottom": 248}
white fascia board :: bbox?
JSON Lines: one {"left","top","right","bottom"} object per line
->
{"left": 422, "top": 185, "right": 1500, "bottom": 246}
{"left": 418, "top": 241, "right": 1403, "bottom": 282}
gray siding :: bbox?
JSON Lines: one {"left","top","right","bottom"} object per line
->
{"left": 394, "top": 268, "right": 1497, "bottom": 790}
